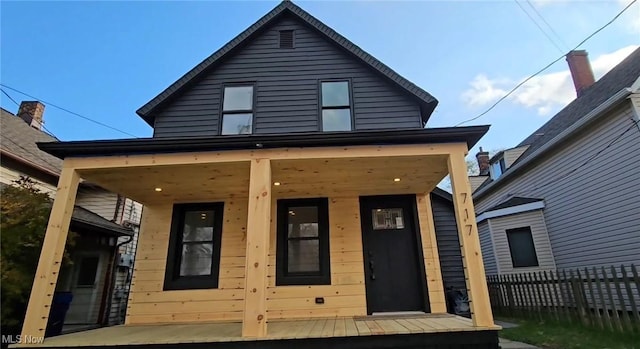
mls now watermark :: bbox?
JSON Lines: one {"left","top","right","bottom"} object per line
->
{"left": 2, "top": 334, "right": 45, "bottom": 345}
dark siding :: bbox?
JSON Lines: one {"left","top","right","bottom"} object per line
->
{"left": 430, "top": 194, "right": 465, "bottom": 292}
{"left": 153, "top": 15, "right": 422, "bottom": 138}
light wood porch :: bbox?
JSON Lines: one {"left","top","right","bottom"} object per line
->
{"left": 15, "top": 315, "right": 500, "bottom": 348}
{"left": 21, "top": 142, "right": 494, "bottom": 343}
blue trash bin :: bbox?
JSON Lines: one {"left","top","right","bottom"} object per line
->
{"left": 45, "top": 292, "right": 73, "bottom": 337}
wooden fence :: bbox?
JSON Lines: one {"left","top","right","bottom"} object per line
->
{"left": 487, "top": 265, "right": 640, "bottom": 333}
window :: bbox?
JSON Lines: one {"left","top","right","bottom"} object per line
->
{"left": 276, "top": 198, "right": 331, "bottom": 285}
{"left": 321, "top": 81, "right": 352, "bottom": 131}
{"left": 490, "top": 157, "right": 506, "bottom": 180}
{"left": 76, "top": 256, "right": 99, "bottom": 287}
{"left": 506, "top": 227, "right": 539, "bottom": 268}
{"left": 279, "top": 30, "right": 294, "bottom": 48}
{"left": 221, "top": 85, "right": 253, "bottom": 135}
{"left": 164, "top": 203, "right": 224, "bottom": 290}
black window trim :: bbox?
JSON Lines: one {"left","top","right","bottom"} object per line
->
{"left": 318, "top": 79, "right": 354, "bottom": 132}
{"left": 505, "top": 226, "right": 540, "bottom": 268}
{"left": 276, "top": 198, "right": 331, "bottom": 286}
{"left": 164, "top": 202, "right": 224, "bottom": 290}
{"left": 219, "top": 82, "right": 256, "bottom": 135}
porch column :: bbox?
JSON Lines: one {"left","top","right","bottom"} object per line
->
{"left": 447, "top": 151, "right": 494, "bottom": 327}
{"left": 242, "top": 158, "right": 271, "bottom": 337}
{"left": 416, "top": 194, "right": 447, "bottom": 313}
{"left": 21, "top": 166, "right": 80, "bottom": 340}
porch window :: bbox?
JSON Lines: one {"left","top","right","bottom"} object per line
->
{"left": 321, "top": 81, "right": 352, "bottom": 131}
{"left": 221, "top": 85, "right": 254, "bottom": 135}
{"left": 164, "top": 203, "right": 224, "bottom": 290}
{"left": 506, "top": 226, "right": 539, "bottom": 268}
{"left": 276, "top": 198, "right": 331, "bottom": 285}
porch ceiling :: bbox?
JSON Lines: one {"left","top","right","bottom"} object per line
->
{"left": 272, "top": 155, "right": 448, "bottom": 198}
{"left": 75, "top": 153, "right": 449, "bottom": 205}
{"left": 77, "top": 162, "right": 250, "bottom": 205}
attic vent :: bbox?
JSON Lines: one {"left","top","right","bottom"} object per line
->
{"left": 279, "top": 30, "right": 294, "bottom": 49}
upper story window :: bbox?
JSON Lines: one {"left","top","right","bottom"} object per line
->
{"left": 164, "top": 203, "right": 224, "bottom": 290}
{"left": 321, "top": 81, "right": 352, "bottom": 132}
{"left": 221, "top": 85, "right": 253, "bottom": 135}
{"left": 490, "top": 157, "right": 506, "bottom": 180}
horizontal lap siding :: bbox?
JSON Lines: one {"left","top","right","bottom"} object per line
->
{"left": 126, "top": 199, "right": 248, "bottom": 324}
{"left": 475, "top": 104, "right": 640, "bottom": 269}
{"left": 153, "top": 16, "right": 421, "bottom": 138}
{"left": 478, "top": 221, "right": 497, "bottom": 275}
{"left": 488, "top": 210, "right": 556, "bottom": 274}
{"left": 430, "top": 195, "right": 465, "bottom": 292}
{"left": 75, "top": 188, "right": 118, "bottom": 221}
{"left": 266, "top": 197, "right": 367, "bottom": 319}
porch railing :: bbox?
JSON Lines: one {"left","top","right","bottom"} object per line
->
{"left": 486, "top": 265, "right": 640, "bottom": 333}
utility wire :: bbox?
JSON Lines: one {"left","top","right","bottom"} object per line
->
{"left": 525, "top": 0, "right": 570, "bottom": 50}
{"left": 2, "top": 87, "right": 60, "bottom": 139}
{"left": 0, "top": 83, "right": 140, "bottom": 138}
{"left": 514, "top": 0, "right": 565, "bottom": 54}
{"left": 455, "top": 0, "right": 638, "bottom": 127}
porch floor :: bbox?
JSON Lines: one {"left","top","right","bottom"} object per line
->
{"left": 22, "top": 314, "right": 500, "bottom": 347}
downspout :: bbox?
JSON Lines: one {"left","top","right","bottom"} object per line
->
{"left": 100, "top": 235, "right": 133, "bottom": 326}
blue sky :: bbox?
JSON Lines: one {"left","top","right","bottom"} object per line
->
{"left": 1, "top": 0, "right": 638, "bottom": 158}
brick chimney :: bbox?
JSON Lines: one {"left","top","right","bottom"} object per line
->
{"left": 476, "top": 147, "right": 490, "bottom": 176}
{"left": 17, "top": 101, "right": 45, "bottom": 130}
{"left": 566, "top": 50, "right": 595, "bottom": 97}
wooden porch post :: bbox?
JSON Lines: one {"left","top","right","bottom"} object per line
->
{"left": 416, "top": 194, "right": 447, "bottom": 313}
{"left": 21, "top": 166, "right": 80, "bottom": 340}
{"left": 447, "top": 151, "right": 494, "bottom": 327}
{"left": 242, "top": 158, "right": 271, "bottom": 337}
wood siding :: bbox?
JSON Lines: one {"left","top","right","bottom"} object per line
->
{"left": 127, "top": 193, "right": 455, "bottom": 324}
{"left": 127, "top": 199, "right": 248, "bottom": 324}
{"left": 487, "top": 210, "right": 556, "bottom": 274}
{"left": 478, "top": 221, "right": 497, "bottom": 275}
{"left": 0, "top": 165, "right": 56, "bottom": 195}
{"left": 267, "top": 197, "right": 367, "bottom": 319}
{"left": 153, "top": 16, "right": 421, "bottom": 138}
{"left": 430, "top": 194, "right": 465, "bottom": 292}
{"left": 475, "top": 103, "right": 640, "bottom": 269}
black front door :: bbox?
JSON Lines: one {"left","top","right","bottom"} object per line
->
{"left": 360, "top": 195, "right": 428, "bottom": 314}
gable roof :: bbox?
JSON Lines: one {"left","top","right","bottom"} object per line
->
{"left": 0, "top": 107, "right": 62, "bottom": 176}
{"left": 514, "top": 47, "right": 640, "bottom": 165}
{"left": 136, "top": 1, "right": 438, "bottom": 126}
{"left": 474, "top": 48, "right": 640, "bottom": 198}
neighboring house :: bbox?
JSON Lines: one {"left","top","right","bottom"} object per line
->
{"left": 0, "top": 103, "right": 142, "bottom": 333}
{"left": 17, "top": 2, "right": 500, "bottom": 348}
{"left": 471, "top": 49, "right": 640, "bottom": 275}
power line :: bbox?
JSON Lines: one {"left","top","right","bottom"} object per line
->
{"left": 455, "top": 0, "right": 638, "bottom": 127}
{"left": 514, "top": 0, "right": 565, "bottom": 54}
{"left": 1, "top": 88, "right": 20, "bottom": 106}
{"left": 0, "top": 84, "right": 140, "bottom": 138}
{"left": 525, "top": 0, "right": 570, "bottom": 50}
{"left": 2, "top": 87, "right": 59, "bottom": 139}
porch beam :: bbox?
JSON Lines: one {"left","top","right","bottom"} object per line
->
{"left": 65, "top": 143, "right": 468, "bottom": 170}
{"left": 416, "top": 194, "right": 447, "bottom": 313}
{"left": 242, "top": 158, "right": 272, "bottom": 337}
{"left": 21, "top": 165, "right": 80, "bottom": 340}
{"left": 447, "top": 151, "right": 494, "bottom": 327}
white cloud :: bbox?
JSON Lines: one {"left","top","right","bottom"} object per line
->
{"left": 461, "top": 45, "right": 639, "bottom": 116}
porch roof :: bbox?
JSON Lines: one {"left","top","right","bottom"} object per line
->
{"left": 37, "top": 126, "right": 488, "bottom": 159}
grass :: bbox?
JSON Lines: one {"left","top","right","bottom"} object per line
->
{"left": 497, "top": 317, "right": 640, "bottom": 349}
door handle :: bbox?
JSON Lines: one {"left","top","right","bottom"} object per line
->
{"left": 369, "top": 260, "right": 375, "bottom": 280}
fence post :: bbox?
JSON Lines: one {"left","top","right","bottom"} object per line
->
{"left": 584, "top": 267, "right": 603, "bottom": 330}
{"left": 506, "top": 274, "right": 516, "bottom": 317}
{"left": 612, "top": 265, "right": 632, "bottom": 332}
{"left": 602, "top": 266, "right": 624, "bottom": 332}
{"left": 572, "top": 269, "right": 589, "bottom": 326}
{"left": 620, "top": 265, "right": 640, "bottom": 332}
